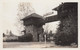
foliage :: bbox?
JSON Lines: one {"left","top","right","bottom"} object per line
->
{"left": 3, "top": 33, "right": 5, "bottom": 37}
{"left": 15, "top": 2, "right": 35, "bottom": 35}
{"left": 54, "top": 3, "right": 78, "bottom": 46}
{"left": 18, "top": 33, "right": 33, "bottom": 42}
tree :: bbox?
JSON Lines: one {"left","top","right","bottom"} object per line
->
{"left": 9, "top": 31, "right": 13, "bottom": 36}
{"left": 3, "top": 33, "right": 5, "bottom": 37}
{"left": 17, "top": 2, "right": 35, "bottom": 19}
{"left": 54, "top": 3, "right": 78, "bottom": 46}
{"left": 15, "top": 2, "right": 35, "bottom": 35}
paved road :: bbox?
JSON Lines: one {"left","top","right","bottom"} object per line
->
{"left": 3, "top": 42, "right": 77, "bottom": 48}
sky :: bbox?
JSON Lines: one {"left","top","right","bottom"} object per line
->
{"left": 0, "top": 0, "right": 62, "bottom": 35}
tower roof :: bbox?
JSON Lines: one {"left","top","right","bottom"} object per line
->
{"left": 22, "top": 13, "right": 44, "bottom": 20}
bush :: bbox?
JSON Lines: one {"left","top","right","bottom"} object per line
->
{"left": 18, "top": 33, "right": 33, "bottom": 42}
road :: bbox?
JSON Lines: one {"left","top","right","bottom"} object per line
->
{"left": 3, "top": 42, "right": 77, "bottom": 48}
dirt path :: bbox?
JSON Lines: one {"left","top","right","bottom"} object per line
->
{"left": 3, "top": 42, "right": 77, "bottom": 48}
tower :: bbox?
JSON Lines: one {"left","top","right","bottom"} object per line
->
{"left": 22, "top": 13, "right": 45, "bottom": 41}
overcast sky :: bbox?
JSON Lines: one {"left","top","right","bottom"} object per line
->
{"left": 0, "top": 0, "right": 62, "bottom": 35}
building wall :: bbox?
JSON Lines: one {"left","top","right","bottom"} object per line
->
{"left": 25, "top": 25, "right": 44, "bottom": 42}
{"left": 25, "top": 25, "right": 34, "bottom": 34}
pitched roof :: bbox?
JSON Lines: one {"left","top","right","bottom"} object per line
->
{"left": 22, "top": 13, "right": 44, "bottom": 20}
{"left": 53, "top": 3, "right": 77, "bottom": 11}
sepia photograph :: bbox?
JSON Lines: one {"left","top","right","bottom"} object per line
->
{"left": 1, "top": 0, "right": 78, "bottom": 48}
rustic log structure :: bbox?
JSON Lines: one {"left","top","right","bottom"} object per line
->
{"left": 22, "top": 13, "right": 45, "bottom": 42}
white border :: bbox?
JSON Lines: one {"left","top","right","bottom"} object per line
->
{"left": 0, "top": 0, "right": 80, "bottom": 50}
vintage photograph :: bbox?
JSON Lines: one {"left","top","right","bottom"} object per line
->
{"left": 1, "top": 0, "right": 78, "bottom": 48}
